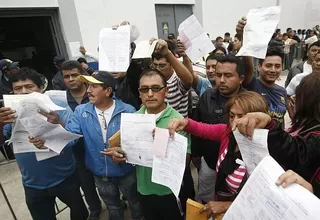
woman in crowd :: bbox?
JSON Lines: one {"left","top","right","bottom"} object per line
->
{"left": 233, "top": 73, "right": 320, "bottom": 198}
{"left": 168, "top": 91, "right": 271, "bottom": 218}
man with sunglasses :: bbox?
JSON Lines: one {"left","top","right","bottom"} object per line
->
{"left": 62, "top": 71, "right": 144, "bottom": 220}
{"left": 106, "top": 69, "right": 191, "bottom": 220}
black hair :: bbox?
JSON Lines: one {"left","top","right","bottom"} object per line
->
{"left": 152, "top": 52, "right": 166, "bottom": 61}
{"left": 139, "top": 69, "right": 167, "bottom": 87}
{"left": 276, "top": 29, "right": 281, "bottom": 34}
{"left": 206, "top": 54, "right": 219, "bottom": 63}
{"left": 216, "top": 55, "right": 246, "bottom": 77}
{"left": 61, "top": 60, "right": 84, "bottom": 74}
{"left": 287, "top": 27, "right": 292, "bottom": 32}
{"left": 282, "top": 33, "right": 288, "bottom": 37}
{"left": 308, "top": 40, "right": 320, "bottom": 50}
{"left": 10, "top": 67, "right": 44, "bottom": 89}
{"left": 224, "top": 32, "right": 231, "bottom": 37}
{"left": 271, "top": 33, "right": 277, "bottom": 39}
{"left": 211, "top": 46, "right": 227, "bottom": 55}
{"left": 259, "top": 46, "right": 284, "bottom": 65}
{"left": 77, "top": 57, "right": 88, "bottom": 64}
{"left": 216, "top": 36, "right": 223, "bottom": 41}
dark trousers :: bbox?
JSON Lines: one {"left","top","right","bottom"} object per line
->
{"left": 179, "top": 166, "right": 195, "bottom": 214}
{"left": 140, "top": 193, "right": 183, "bottom": 220}
{"left": 24, "top": 172, "right": 88, "bottom": 220}
{"left": 74, "top": 147, "right": 102, "bottom": 216}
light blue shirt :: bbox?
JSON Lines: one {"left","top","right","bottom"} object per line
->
{"left": 196, "top": 76, "right": 212, "bottom": 96}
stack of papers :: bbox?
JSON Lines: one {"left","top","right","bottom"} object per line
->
{"left": 3, "top": 92, "right": 82, "bottom": 161}
{"left": 120, "top": 113, "right": 188, "bottom": 197}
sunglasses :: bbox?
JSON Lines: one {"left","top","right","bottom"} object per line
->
{"left": 138, "top": 87, "right": 165, "bottom": 93}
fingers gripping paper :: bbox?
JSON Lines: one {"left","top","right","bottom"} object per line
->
{"left": 236, "top": 6, "right": 281, "bottom": 59}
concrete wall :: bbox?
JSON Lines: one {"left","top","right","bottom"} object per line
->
{"left": 0, "top": 0, "right": 58, "bottom": 8}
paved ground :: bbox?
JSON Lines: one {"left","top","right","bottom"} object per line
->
{"left": 0, "top": 67, "right": 292, "bottom": 220}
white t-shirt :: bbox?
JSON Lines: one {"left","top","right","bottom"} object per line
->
{"left": 286, "top": 72, "right": 310, "bottom": 96}
{"left": 145, "top": 109, "right": 165, "bottom": 120}
{"left": 303, "top": 62, "right": 312, "bottom": 74}
{"left": 95, "top": 100, "right": 115, "bottom": 143}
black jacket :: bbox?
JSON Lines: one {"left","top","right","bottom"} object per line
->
{"left": 285, "top": 62, "right": 304, "bottom": 88}
{"left": 52, "top": 70, "right": 67, "bottom": 90}
{"left": 267, "top": 120, "right": 320, "bottom": 198}
{"left": 115, "top": 61, "right": 143, "bottom": 110}
{"left": 0, "top": 72, "right": 12, "bottom": 99}
{"left": 191, "top": 88, "right": 229, "bottom": 169}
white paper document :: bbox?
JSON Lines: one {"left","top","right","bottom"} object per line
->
{"left": 19, "top": 114, "right": 82, "bottom": 154}
{"left": 99, "top": 26, "right": 131, "bottom": 72}
{"left": 233, "top": 129, "right": 269, "bottom": 175}
{"left": 132, "top": 40, "right": 158, "bottom": 59}
{"left": 69, "top": 41, "right": 82, "bottom": 58}
{"left": 120, "top": 113, "right": 156, "bottom": 167}
{"left": 178, "top": 15, "right": 214, "bottom": 63}
{"left": 151, "top": 133, "right": 187, "bottom": 198}
{"left": 44, "top": 90, "right": 68, "bottom": 107}
{"left": 236, "top": 6, "right": 281, "bottom": 59}
{"left": 223, "top": 156, "right": 320, "bottom": 220}
{"left": 35, "top": 150, "right": 59, "bottom": 161}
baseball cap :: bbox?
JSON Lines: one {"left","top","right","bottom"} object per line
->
{"left": 53, "top": 55, "right": 65, "bottom": 65}
{"left": 0, "top": 59, "right": 19, "bottom": 71}
{"left": 79, "top": 71, "right": 116, "bottom": 90}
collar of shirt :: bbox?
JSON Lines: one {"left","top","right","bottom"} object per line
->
{"left": 66, "top": 89, "right": 89, "bottom": 111}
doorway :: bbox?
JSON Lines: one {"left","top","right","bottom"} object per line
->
{"left": 155, "top": 4, "right": 193, "bottom": 40}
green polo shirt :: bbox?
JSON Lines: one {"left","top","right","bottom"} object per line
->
{"left": 135, "top": 103, "right": 191, "bottom": 196}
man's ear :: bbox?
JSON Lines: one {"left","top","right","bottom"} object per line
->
{"left": 239, "top": 75, "right": 245, "bottom": 84}
{"left": 257, "top": 63, "right": 262, "bottom": 74}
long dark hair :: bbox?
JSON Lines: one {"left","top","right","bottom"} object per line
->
{"left": 292, "top": 73, "right": 320, "bottom": 130}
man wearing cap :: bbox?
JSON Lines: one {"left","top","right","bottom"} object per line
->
{"left": 52, "top": 55, "right": 67, "bottom": 90}
{"left": 63, "top": 71, "right": 144, "bottom": 220}
{"left": 0, "top": 59, "right": 20, "bottom": 99}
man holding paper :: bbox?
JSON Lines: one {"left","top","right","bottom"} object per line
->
{"left": 0, "top": 68, "right": 88, "bottom": 220}
{"left": 63, "top": 71, "right": 144, "bottom": 220}
{"left": 105, "top": 69, "right": 191, "bottom": 220}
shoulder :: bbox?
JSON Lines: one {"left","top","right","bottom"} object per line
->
{"left": 115, "top": 99, "right": 136, "bottom": 113}
{"left": 274, "top": 84, "right": 287, "bottom": 94}
{"left": 167, "top": 105, "right": 184, "bottom": 119}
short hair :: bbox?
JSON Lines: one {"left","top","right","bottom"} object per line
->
{"left": 152, "top": 52, "right": 166, "bottom": 61}
{"left": 226, "top": 91, "right": 268, "bottom": 115}
{"left": 224, "top": 32, "right": 231, "bottom": 37}
{"left": 308, "top": 40, "right": 320, "bottom": 50}
{"left": 216, "top": 36, "right": 223, "bottom": 41}
{"left": 10, "top": 67, "right": 44, "bottom": 89}
{"left": 139, "top": 69, "right": 167, "bottom": 87}
{"left": 216, "top": 54, "right": 246, "bottom": 77}
{"left": 61, "top": 60, "right": 84, "bottom": 74}
{"left": 276, "top": 29, "right": 281, "bottom": 33}
{"left": 259, "top": 47, "right": 284, "bottom": 65}
{"left": 282, "top": 33, "right": 288, "bottom": 37}
{"left": 77, "top": 57, "right": 88, "bottom": 64}
{"left": 211, "top": 46, "right": 227, "bottom": 55}
{"left": 206, "top": 54, "right": 219, "bottom": 63}
{"left": 287, "top": 27, "right": 292, "bottom": 32}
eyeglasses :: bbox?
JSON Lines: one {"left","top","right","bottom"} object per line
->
{"left": 138, "top": 87, "right": 165, "bottom": 93}
{"left": 151, "top": 63, "right": 169, "bottom": 69}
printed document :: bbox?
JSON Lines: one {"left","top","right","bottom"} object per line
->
{"left": 152, "top": 133, "right": 187, "bottom": 197}
{"left": 132, "top": 40, "right": 158, "bottom": 59}
{"left": 233, "top": 129, "right": 269, "bottom": 174}
{"left": 120, "top": 113, "right": 156, "bottom": 167}
{"left": 236, "top": 6, "right": 281, "bottom": 59}
{"left": 99, "top": 25, "right": 131, "bottom": 72}
{"left": 44, "top": 90, "right": 68, "bottom": 107}
{"left": 178, "top": 15, "right": 214, "bottom": 63}
{"left": 223, "top": 156, "right": 320, "bottom": 220}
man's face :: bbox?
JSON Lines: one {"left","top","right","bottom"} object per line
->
{"left": 310, "top": 31, "right": 315, "bottom": 37}
{"left": 216, "top": 39, "right": 223, "bottom": 47}
{"left": 215, "top": 62, "right": 244, "bottom": 97}
{"left": 288, "top": 30, "right": 294, "bottom": 38}
{"left": 87, "top": 83, "right": 112, "bottom": 105}
{"left": 312, "top": 54, "right": 320, "bottom": 73}
{"left": 206, "top": 59, "right": 218, "bottom": 83}
{"left": 139, "top": 75, "right": 168, "bottom": 112}
{"left": 112, "top": 72, "right": 127, "bottom": 79}
{"left": 233, "top": 37, "right": 242, "bottom": 51}
{"left": 62, "top": 68, "right": 83, "bottom": 90}
{"left": 12, "top": 79, "right": 42, "bottom": 94}
{"left": 307, "top": 46, "right": 320, "bottom": 63}
{"left": 283, "top": 35, "right": 288, "bottom": 41}
{"left": 168, "top": 37, "right": 175, "bottom": 44}
{"left": 258, "top": 56, "right": 282, "bottom": 84}
{"left": 152, "top": 58, "right": 173, "bottom": 80}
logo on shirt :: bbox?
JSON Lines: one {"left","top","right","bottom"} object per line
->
{"left": 261, "top": 93, "right": 267, "bottom": 96}
{"left": 82, "top": 112, "right": 88, "bottom": 118}
{"left": 280, "top": 96, "right": 285, "bottom": 104}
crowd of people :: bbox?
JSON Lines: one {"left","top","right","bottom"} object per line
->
{"left": 0, "top": 14, "right": 319, "bottom": 220}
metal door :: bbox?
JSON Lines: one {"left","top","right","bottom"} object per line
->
{"left": 155, "top": 4, "right": 193, "bottom": 39}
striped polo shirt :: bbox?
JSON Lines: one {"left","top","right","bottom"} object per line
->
{"left": 165, "top": 72, "right": 190, "bottom": 118}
